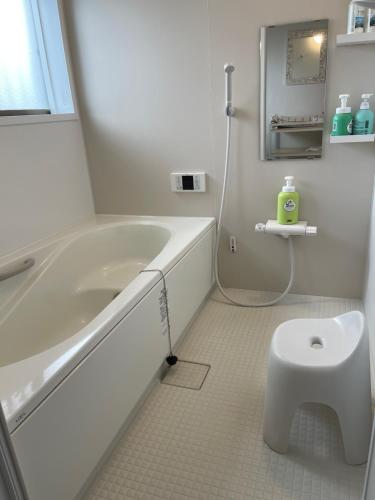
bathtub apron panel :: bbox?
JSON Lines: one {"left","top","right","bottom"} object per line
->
{"left": 11, "top": 279, "right": 169, "bottom": 500}
{"left": 168, "top": 226, "right": 215, "bottom": 345}
{"left": 10, "top": 226, "right": 215, "bottom": 500}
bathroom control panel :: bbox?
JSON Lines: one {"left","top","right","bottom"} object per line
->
{"left": 170, "top": 172, "right": 206, "bottom": 192}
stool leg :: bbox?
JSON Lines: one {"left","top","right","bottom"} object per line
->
{"left": 336, "top": 401, "right": 373, "bottom": 465}
{"left": 263, "top": 385, "right": 297, "bottom": 453}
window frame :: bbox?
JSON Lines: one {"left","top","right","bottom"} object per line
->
{"left": 0, "top": 0, "right": 79, "bottom": 127}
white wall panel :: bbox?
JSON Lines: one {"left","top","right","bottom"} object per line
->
{"left": 64, "top": 0, "right": 375, "bottom": 298}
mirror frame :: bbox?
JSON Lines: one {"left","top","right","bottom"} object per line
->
{"left": 259, "top": 20, "right": 328, "bottom": 161}
{"left": 286, "top": 29, "right": 328, "bottom": 85}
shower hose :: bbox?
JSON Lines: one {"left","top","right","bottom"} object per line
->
{"left": 214, "top": 115, "right": 295, "bottom": 307}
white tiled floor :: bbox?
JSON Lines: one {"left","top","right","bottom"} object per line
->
{"left": 84, "top": 289, "right": 368, "bottom": 500}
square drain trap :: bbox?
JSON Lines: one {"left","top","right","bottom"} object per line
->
{"left": 162, "top": 360, "right": 210, "bottom": 390}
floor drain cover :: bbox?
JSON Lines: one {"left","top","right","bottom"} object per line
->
{"left": 162, "top": 360, "right": 210, "bottom": 390}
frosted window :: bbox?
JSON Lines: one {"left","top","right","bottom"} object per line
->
{"left": 0, "top": 0, "right": 74, "bottom": 115}
{"left": 37, "top": 0, "right": 74, "bottom": 114}
{"left": 0, "top": 0, "right": 49, "bottom": 111}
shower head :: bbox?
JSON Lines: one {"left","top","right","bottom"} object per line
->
{"left": 224, "top": 63, "right": 235, "bottom": 74}
{"left": 224, "top": 63, "right": 235, "bottom": 116}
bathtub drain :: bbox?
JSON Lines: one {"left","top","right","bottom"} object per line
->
{"left": 139, "top": 268, "right": 210, "bottom": 390}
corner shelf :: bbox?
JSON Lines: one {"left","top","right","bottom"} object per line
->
{"left": 330, "top": 134, "right": 375, "bottom": 144}
{"left": 336, "top": 32, "right": 375, "bottom": 46}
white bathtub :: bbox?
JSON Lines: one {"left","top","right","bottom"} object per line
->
{"left": 0, "top": 215, "right": 215, "bottom": 500}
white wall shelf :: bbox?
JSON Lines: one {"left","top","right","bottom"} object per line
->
{"left": 330, "top": 134, "right": 375, "bottom": 144}
{"left": 336, "top": 32, "right": 375, "bottom": 46}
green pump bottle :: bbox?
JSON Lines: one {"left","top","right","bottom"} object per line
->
{"left": 277, "top": 176, "right": 300, "bottom": 225}
{"left": 353, "top": 93, "right": 374, "bottom": 135}
{"left": 331, "top": 94, "right": 353, "bottom": 136}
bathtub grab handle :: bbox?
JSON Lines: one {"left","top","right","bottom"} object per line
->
{"left": 0, "top": 257, "right": 35, "bottom": 281}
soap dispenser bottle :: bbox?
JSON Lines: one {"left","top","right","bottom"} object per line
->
{"left": 277, "top": 176, "right": 300, "bottom": 225}
{"left": 353, "top": 93, "right": 374, "bottom": 135}
{"left": 331, "top": 94, "right": 353, "bottom": 136}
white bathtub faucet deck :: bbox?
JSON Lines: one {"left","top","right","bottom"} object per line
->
{"left": 0, "top": 214, "right": 215, "bottom": 500}
{"left": 263, "top": 311, "right": 373, "bottom": 465}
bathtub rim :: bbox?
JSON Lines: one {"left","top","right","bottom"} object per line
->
{"left": 0, "top": 220, "right": 173, "bottom": 328}
{"left": 0, "top": 215, "right": 215, "bottom": 432}
{"left": 0, "top": 215, "right": 201, "bottom": 315}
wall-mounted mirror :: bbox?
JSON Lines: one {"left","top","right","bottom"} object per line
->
{"left": 260, "top": 20, "right": 328, "bottom": 161}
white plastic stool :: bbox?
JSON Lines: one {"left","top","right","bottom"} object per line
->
{"left": 263, "top": 311, "right": 372, "bottom": 465}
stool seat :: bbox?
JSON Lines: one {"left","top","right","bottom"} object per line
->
{"left": 273, "top": 313, "right": 362, "bottom": 368}
{"left": 263, "top": 311, "right": 372, "bottom": 465}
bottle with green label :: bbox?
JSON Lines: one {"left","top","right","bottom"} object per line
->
{"left": 331, "top": 94, "right": 353, "bottom": 136}
{"left": 277, "top": 176, "right": 300, "bottom": 225}
{"left": 353, "top": 93, "right": 374, "bottom": 135}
